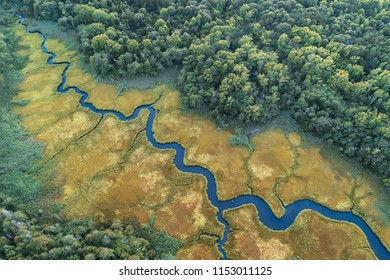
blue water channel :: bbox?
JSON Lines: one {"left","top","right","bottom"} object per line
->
{"left": 18, "top": 15, "right": 390, "bottom": 260}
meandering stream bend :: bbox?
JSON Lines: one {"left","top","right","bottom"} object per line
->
{"left": 18, "top": 15, "right": 390, "bottom": 260}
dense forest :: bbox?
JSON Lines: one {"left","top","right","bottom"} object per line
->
{"left": 3, "top": 0, "right": 390, "bottom": 188}
{"left": 0, "top": 192, "right": 181, "bottom": 260}
{"left": 0, "top": 14, "right": 180, "bottom": 260}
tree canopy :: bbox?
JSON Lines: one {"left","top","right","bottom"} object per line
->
{"left": 7, "top": 0, "right": 390, "bottom": 187}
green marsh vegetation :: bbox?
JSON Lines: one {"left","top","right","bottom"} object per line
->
{"left": 229, "top": 132, "right": 253, "bottom": 152}
{"left": 0, "top": 14, "right": 42, "bottom": 203}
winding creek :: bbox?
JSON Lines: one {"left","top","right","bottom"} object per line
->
{"left": 17, "top": 15, "right": 390, "bottom": 260}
